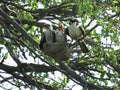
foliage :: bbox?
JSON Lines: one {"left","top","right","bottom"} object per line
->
{"left": 0, "top": 0, "right": 120, "bottom": 90}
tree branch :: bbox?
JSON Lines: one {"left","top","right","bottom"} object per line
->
{"left": 0, "top": 63, "right": 56, "bottom": 73}
{"left": 54, "top": 58, "right": 105, "bottom": 90}
{"left": 0, "top": 9, "right": 39, "bottom": 48}
{"left": 7, "top": 70, "right": 56, "bottom": 90}
{"left": 72, "top": 24, "right": 99, "bottom": 48}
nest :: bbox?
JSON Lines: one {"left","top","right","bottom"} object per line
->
{"left": 41, "top": 42, "right": 72, "bottom": 61}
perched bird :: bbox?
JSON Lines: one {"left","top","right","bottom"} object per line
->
{"left": 53, "top": 24, "right": 71, "bottom": 60}
{"left": 39, "top": 23, "right": 55, "bottom": 50}
{"left": 39, "top": 23, "right": 71, "bottom": 61}
{"left": 65, "top": 18, "right": 89, "bottom": 53}
{"left": 55, "top": 24, "right": 67, "bottom": 42}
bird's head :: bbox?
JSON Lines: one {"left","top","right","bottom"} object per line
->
{"left": 69, "top": 17, "right": 79, "bottom": 26}
{"left": 43, "top": 24, "right": 53, "bottom": 30}
{"left": 59, "top": 24, "right": 64, "bottom": 31}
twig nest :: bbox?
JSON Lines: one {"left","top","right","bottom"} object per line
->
{"left": 41, "top": 42, "right": 72, "bottom": 61}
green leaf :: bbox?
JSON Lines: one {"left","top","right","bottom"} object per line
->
{"left": 4, "top": 52, "right": 8, "bottom": 60}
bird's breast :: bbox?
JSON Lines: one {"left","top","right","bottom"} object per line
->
{"left": 55, "top": 31, "right": 65, "bottom": 42}
{"left": 68, "top": 25, "right": 81, "bottom": 40}
{"left": 45, "top": 30, "right": 54, "bottom": 43}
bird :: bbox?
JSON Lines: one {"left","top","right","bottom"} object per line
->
{"left": 39, "top": 23, "right": 71, "bottom": 61}
{"left": 65, "top": 18, "right": 89, "bottom": 53}
{"left": 50, "top": 24, "right": 71, "bottom": 61}
{"left": 55, "top": 24, "right": 67, "bottom": 42}
{"left": 39, "top": 23, "right": 60, "bottom": 59}
{"left": 39, "top": 23, "right": 55, "bottom": 50}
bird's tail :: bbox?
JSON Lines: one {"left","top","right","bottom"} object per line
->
{"left": 79, "top": 40, "right": 89, "bottom": 53}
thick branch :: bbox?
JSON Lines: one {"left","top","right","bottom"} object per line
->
{"left": 0, "top": 9, "right": 39, "bottom": 48}
{"left": 55, "top": 58, "right": 105, "bottom": 90}
{"left": 0, "top": 63, "right": 56, "bottom": 73}
{"left": 8, "top": 70, "right": 56, "bottom": 90}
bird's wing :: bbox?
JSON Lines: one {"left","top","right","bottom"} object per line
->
{"left": 39, "top": 32, "right": 46, "bottom": 50}
{"left": 52, "top": 30, "right": 56, "bottom": 42}
{"left": 64, "top": 33, "right": 67, "bottom": 42}
{"left": 64, "top": 27, "right": 69, "bottom": 36}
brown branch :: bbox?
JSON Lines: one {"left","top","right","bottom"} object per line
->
{"left": 0, "top": 75, "right": 19, "bottom": 88}
{"left": 54, "top": 58, "right": 106, "bottom": 90}
{"left": 0, "top": 75, "right": 13, "bottom": 83}
{"left": 84, "top": 17, "right": 95, "bottom": 29}
{"left": 0, "top": 63, "right": 56, "bottom": 73}
{"left": 0, "top": 35, "right": 59, "bottom": 71}
{"left": 0, "top": 8, "right": 39, "bottom": 48}
{"left": 5, "top": 68, "right": 56, "bottom": 90}
{"left": 106, "top": 60, "right": 120, "bottom": 74}
{"left": 109, "top": 12, "right": 120, "bottom": 19}
{"left": 0, "top": 63, "right": 56, "bottom": 89}
{"left": 0, "top": 0, "right": 36, "bottom": 13}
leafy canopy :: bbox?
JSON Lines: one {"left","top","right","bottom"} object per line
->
{"left": 0, "top": 0, "right": 120, "bottom": 90}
